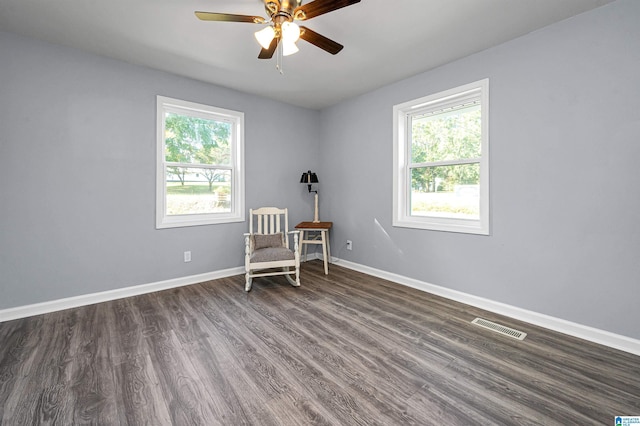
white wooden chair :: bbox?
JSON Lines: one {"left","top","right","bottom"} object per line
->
{"left": 244, "top": 207, "right": 300, "bottom": 292}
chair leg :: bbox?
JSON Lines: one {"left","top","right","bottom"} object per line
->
{"left": 284, "top": 267, "right": 300, "bottom": 287}
{"left": 245, "top": 273, "right": 252, "bottom": 292}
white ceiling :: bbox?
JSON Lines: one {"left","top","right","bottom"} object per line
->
{"left": 0, "top": 0, "right": 613, "bottom": 109}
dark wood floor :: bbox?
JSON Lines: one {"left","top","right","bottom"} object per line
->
{"left": 1, "top": 260, "right": 639, "bottom": 425}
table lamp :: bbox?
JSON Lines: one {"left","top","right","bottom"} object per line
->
{"left": 300, "top": 170, "right": 320, "bottom": 223}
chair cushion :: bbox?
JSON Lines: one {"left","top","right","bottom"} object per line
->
{"left": 251, "top": 247, "right": 295, "bottom": 263}
{"left": 252, "top": 233, "right": 284, "bottom": 250}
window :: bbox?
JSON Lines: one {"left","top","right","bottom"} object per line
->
{"left": 393, "top": 79, "right": 489, "bottom": 234}
{"left": 156, "top": 96, "right": 244, "bottom": 228}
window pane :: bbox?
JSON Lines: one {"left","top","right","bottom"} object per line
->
{"left": 410, "top": 163, "right": 480, "bottom": 219}
{"left": 164, "top": 113, "right": 231, "bottom": 166}
{"left": 410, "top": 105, "right": 481, "bottom": 163}
{"left": 166, "top": 166, "right": 231, "bottom": 215}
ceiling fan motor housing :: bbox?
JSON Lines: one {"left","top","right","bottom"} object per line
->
{"left": 265, "top": 0, "right": 302, "bottom": 24}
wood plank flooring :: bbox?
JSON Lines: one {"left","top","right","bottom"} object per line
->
{"left": 1, "top": 260, "right": 639, "bottom": 425}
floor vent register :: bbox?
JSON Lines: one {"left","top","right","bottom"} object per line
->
{"left": 471, "top": 317, "right": 527, "bottom": 340}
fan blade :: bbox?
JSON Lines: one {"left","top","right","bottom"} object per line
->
{"left": 194, "top": 11, "right": 265, "bottom": 24}
{"left": 258, "top": 37, "right": 280, "bottom": 59}
{"left": 299, "top": 26, "right": 344, "bottom": 55}
{"left": 294, "top": 0, "right": 360, "bottom": 21}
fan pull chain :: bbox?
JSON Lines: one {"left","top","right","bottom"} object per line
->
{"left": 276, "top": 41, "right": 284, "bottom": 75}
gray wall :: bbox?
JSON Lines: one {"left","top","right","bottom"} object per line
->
{"left": 320, "top": 0, "right": 640, "bottom": 339}
{"left": 0, "top": 31, "right": 320, "bottom": 308}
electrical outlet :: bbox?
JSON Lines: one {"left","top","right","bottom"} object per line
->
{"left": 184, "top": 251, "right": 191, "bottom": 262}
{"left": 346, "top": 240, "right": 353, "bottom": 251}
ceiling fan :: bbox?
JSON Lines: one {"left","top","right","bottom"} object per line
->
{"left": 195, "top": 0, "right": 361, "bottom": 59}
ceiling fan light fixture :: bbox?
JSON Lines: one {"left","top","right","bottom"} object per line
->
{"left": 282, "top": 40, "right": 299, "bottom": 56}
{"left": 255, "top": 25, "right": 276, "bottom": 50}
{"left": 281, "top": 21, "right": 300, "bottom": 43}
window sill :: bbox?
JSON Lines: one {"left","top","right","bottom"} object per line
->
{"left": 392, "top": 216, "right": 489, "bottom": 235}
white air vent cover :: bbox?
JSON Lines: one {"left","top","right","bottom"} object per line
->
{"left": 471, "top": 318, "right": 527, "bottom": 340}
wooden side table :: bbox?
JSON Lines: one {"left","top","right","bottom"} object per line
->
{"left": 295, "top": 221, "right": 333, "bottom": 275}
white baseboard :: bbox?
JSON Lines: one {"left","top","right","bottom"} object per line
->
{"left": 1, "top": 255, "right": 319, "bottom": 322}
{"left": 3, "top": 258, "right": 639, "bottom": 357}
{"left": 333, "top": 258, "right": 640, "bottom": 357}
{"left": 0, "top": 266, "right": 244, "bottom": 323}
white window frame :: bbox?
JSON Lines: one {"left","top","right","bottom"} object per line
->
{"left": 392, "top": 79, "right": 490, "bottom": 235}
{"left": 156, "top": 96, "right": 245, "bottom": 229}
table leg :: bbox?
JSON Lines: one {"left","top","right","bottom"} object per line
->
{"left": 321, "top": 230, "right": 328, "bottom": 275}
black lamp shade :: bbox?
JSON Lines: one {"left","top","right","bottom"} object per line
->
{"left": 300, "top": 170, "right": 318, "bottom": 184}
